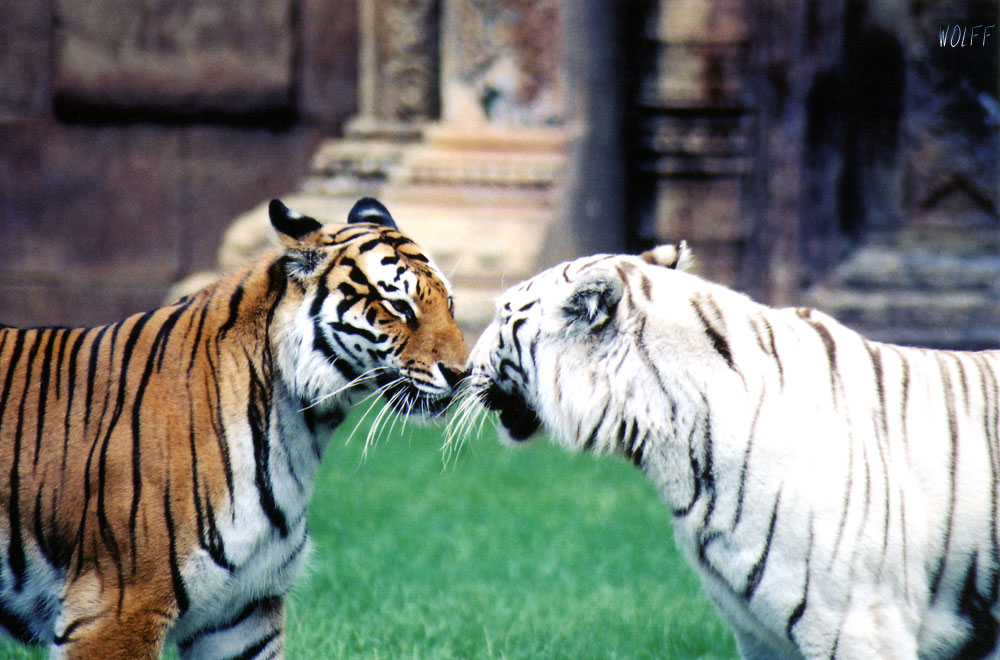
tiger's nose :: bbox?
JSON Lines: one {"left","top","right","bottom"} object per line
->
{"left": 439, "top": 365, "right": 465, "bottom": 390}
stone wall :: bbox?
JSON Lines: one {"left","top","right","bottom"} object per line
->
{"left": 0, "top": 0, "right": 357, "bottom": 327}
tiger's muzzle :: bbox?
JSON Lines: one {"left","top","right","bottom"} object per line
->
{"left": 378, "top": 365, "right": 464, "bottom": 417}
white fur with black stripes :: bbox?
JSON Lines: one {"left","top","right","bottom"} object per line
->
{"left": 463, "top": 244, "right": 1000, "bottom": 660}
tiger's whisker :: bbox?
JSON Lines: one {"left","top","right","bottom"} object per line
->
{"left": 385, "top": 390, "right": 407, "bottom": 439}
{"left": 301, "top": 366, "right": 388, "bottom": 412}
{"left": 401, "top": 389, "right": 418, "bottom": 438}
{"left": 364, "top": 387, "right": 406, "bottom": 458}
{"left": 346, "top": 376, "right": 404, "bottom": 448}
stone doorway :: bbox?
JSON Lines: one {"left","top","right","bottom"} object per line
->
{"left": 625, "top": 0, "right": 999, "bottom": 349}
{"left": 802, "top": 0, "right": 1000, "bottom": 349}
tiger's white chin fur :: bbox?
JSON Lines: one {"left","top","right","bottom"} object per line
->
{"left": 467, "top": 245, "right": 1000, "bottom": 660}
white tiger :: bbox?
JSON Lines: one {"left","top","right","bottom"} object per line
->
{"left": 458, "top": 244, "right": 1000, "bottom": 660}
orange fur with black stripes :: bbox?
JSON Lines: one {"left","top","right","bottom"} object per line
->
{"left": 0, "top": 198, "right": 467, "bottom": 660}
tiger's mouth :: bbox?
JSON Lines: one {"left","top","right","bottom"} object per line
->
{"left": 377, "top": 372, "right": 453, "bottom": 417}
{"left": 482, "top": 382, "right": 542, "bottom": 441}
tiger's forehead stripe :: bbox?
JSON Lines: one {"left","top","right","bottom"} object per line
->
{"left": 322, "top": 227, "right": 439, "bottom": 280}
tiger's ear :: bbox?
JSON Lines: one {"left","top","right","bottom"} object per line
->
{"left": 562, "top": 274, "right": 623, "bottom": 332}
{"left": 270, "top": 199, "right": 323, "bottom": 245}
{"left": 270, "top": 199, "right": 326, "bottom": 280}
{"left": 640, "top": 241, "right": 694, "bottom": 271}
{"left": 348, "top": 197, "right": 397, "bottom": 229}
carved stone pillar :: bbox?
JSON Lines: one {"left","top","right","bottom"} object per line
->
{"left": 181, "top": 0, "right": 576, "bottom": 340}
{"left": 629, "top": 0, "right": 755, "bottom": 292}
{"left": 353, "top": 0, "right": 440, "bottom": 136}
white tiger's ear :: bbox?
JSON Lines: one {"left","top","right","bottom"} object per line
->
{"left": 562, "top": 274, "right": 623, "bottom": 332}
{"left": 640, "top": 241, "right": 694, "bottom": 271}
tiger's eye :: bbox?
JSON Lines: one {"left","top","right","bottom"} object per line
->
{"left": 390, "top": 299, "right": 416, "bottom": 322}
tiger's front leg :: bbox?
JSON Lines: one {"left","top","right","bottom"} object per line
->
{"left": 176, "top": 596, "right": 285, "bottom": 660}
{"left": 52, "top": 573, "right": 174, "bottom": 660}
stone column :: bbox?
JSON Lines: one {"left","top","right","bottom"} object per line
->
{"left": 351, "top": 0, "right": 440, "bottom": 137}
{"left": 631, "top": 0, "right": 755, "bottom": 292}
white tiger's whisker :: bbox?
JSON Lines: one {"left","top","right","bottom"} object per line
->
{"left": 444, "top": 378, "right": 479, "bottom": 436}
{"left": 474, "top": 389, "right": 494, "bottom": 438}
{"left": 444, "top": 392, "right": 477, "bottom": 452}
{"left": 442, "top": 383, "right": 490, "bottom": 464}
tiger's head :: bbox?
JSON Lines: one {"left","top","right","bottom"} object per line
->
{"left": 269, "top": 198, "right": 467, "bottom": 419}
{"left": 464, "top": 243, "right": 708, "bottom": 456}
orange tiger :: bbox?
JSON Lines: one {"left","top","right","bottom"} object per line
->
{"left": 0, "top": 198, "right": 467, "bottom": 659}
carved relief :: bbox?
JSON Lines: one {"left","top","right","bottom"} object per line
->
{"left": 370, "top": 0, "right": 440, "bottom": 122}
{"left": 53, "top": 0, "right": 293, "bottom": 115}
{"left": 442, "top": 0, "right": 564, "bottom": 125}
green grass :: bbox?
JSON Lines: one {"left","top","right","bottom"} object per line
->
{"left": 1, "top": 408, "right": 736, "bottom": 659}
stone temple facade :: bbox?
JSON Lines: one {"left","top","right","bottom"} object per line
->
{"left": 191, "top": 0, "right": 999, "bottom": 348}
{"left": 2, "top": 0, "right": 998, "bottom": 348}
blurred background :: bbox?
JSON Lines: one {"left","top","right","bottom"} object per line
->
{"left": 1, "top": 0, "right": 997, "bottom": 348}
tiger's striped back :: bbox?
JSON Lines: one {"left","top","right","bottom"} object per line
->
{"left": 0, "top": 197, "right": 467, "bottom": 660}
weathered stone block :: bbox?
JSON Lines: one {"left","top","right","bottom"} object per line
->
{"left": 175, "top": 124, "right": 324, "bottom": 274}
{"left": 650, "top": 177, "right": 745, "bottom": 242}
{"left": 0, "top": 2, "right": 50, "bottom": 114}
{"left": 298, "top": 0, "right": 359, "bottom": 125}
{"left": 641, "top": 44, "right": 746, "bottom": 106}
{"left": 0, "top": 122, "right": 185, "bottom": 283}
{"left": 53, "top": 0, "right": 293, "bottom": 115}
{"left": 0, "top": 281, "right": 168, "bottom": 328}
{"left": 652, "top": 0, "right": 748, "bottom": 44}
{"left": 684, "top": 241, "right": 744, "bottom": 290}
{"left": 638, "top": 113, "right": 752, "bottom": 156}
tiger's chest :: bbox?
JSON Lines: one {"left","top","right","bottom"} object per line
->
{"left": 170, "top": 513, "right": 311, "bottom": 643}
{"left": 168, "top": 406, "right": 330, "bottom": 643}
